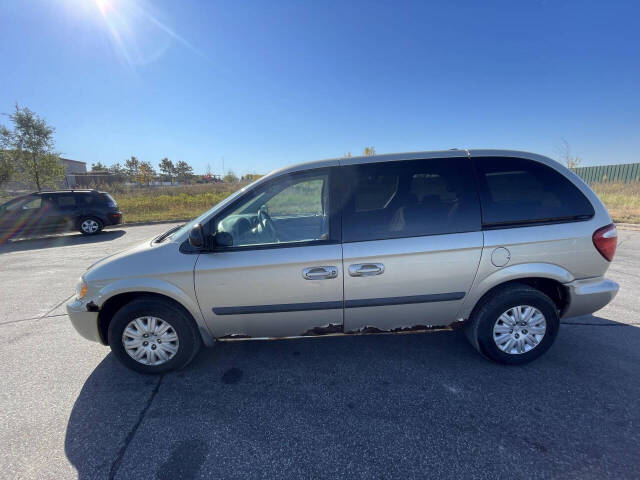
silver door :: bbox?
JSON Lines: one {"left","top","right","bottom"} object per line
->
{"left": 195, "top": 244, "right": 343, "bottom": 338}
{"left": 339, "top": 156, "right": 483, "bottom": 332}
{"left": 194, "top": 168, "right": 343, "bottom": 339}
{"left": 343, "top": 232, "right": 483, "bottom": 332}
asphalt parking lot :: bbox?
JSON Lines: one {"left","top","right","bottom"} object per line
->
{"left": 1, "top": 223, "right": 639, "bottom": 479}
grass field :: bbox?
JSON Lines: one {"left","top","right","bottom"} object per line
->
{"left": 111, "top": 183, "right": 242, "bottom": 223}
{"left": 2, "top": 181, "right": 640, "bottom": 225}
{"left": 592, "top": 182, "right": 640, "bottom": 224}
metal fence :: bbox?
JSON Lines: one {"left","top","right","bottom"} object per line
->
{"left": 572, "top": 162, "right": 640, "bottom": 184}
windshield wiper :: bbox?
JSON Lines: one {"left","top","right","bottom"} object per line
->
{"left": 155, "top": 224, "right": 184, "bottom": 243}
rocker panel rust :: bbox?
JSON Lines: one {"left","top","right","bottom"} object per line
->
{"left": 216, "top": 322, "right": 460, "bottom": 341}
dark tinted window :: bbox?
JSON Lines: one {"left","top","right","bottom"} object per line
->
{"left": 54, "top": 195, "right": 77, "bottom": 207}
{"left": 475, "top": 157, "right": 594, "bottom": 227}
{"left": 102, "top": 193, "right": 118, "bottom": 206}
{"left": 342, "top": 158, "right": 480, "bottom": 242}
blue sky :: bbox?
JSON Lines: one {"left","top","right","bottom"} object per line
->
{"left": 1, "top": 0, "right": 639, "bottom": 175}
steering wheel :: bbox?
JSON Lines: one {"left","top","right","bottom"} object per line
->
{"left": 258, "top": 206, "right": 278, "bottom": 242}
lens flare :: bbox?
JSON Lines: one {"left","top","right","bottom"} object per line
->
{"left": 89, "top": 0, "right": 206, "bottom": 67}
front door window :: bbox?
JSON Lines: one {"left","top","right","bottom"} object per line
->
{"left": 214, "top": 172, "right": 329, "bottom": 247}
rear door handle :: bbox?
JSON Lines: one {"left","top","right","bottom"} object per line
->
{"left": 348, "top": 263, "right": 385, "bottom": 277}
{"left": 302, "top": 266, "right": 338, "bottom": 280}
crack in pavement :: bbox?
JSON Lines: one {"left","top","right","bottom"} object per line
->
{"left": 0, "top": 313, "right": 69, "bottom": 326}
{"left": 0, "top": 294, "right": 75, "bottom": 326}
{"left": 43, "top": 293, "right": 75, "bottom": 317}
{"left": 108, "top": 374, "right": 165, "bottom": 480}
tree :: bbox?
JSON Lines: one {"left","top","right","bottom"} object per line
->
{"left": 138, "top": 161, "right": 155, "bottom": 185}
{"left": 363, "top": 146, "right": 376, "bottom": 156}
{"left": 174, "top": 160, "right": 193, "bottom": 183}
{"left": 223, "top": 170, "right": 239, "bottom": 183}
{"left": 159, "top": 157, "right": 175, "bottom": 184}
{"left": 241, "top": 173, "right": 263, "bottom": 182}
{"left": 557, "top": 139, "right": 582, "bottom": 169}
{"left": 0, "top": 151, "right": 12, "bottom": 184}
{"left": 124, "top": 156, "right": 139, "bottom": 181}
{"left": 91, "top": 161, "right": 108, "bottom": 172}
{"left": 0, "top": 128, "right": 13, "bottom": 184}
{"left": 109, "top": 163, "right": 125, "bottom": 175}
{"left": 0, "top": 105, "right": 65, "bottom": 191}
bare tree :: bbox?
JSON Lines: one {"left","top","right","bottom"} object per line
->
{"left": 557, "top": 138, "right": 582, "bottom": 169}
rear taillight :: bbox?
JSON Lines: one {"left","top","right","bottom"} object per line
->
{"left": 593, "top": 224, "right": 617, "bottom": 262}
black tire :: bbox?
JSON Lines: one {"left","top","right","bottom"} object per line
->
{"left": 78, "top": 216, "right": 104, "bottom": 235}
{"left": 465, "top": 283, "right": 559, "bottom": 365}
{"left": 108, "top": 297, "right": 202, "bottom": 374}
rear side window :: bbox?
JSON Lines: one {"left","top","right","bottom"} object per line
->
{"left": 54, "top": 195, "right": 77, "bottom": 207}
{"left": 475, "top": 157, "right": 594, "bottom": 227}
{"left": 342, "top": 157, "right": 481, "bottom": 242}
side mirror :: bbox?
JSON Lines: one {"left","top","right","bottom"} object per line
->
{"left": 188, "top": 223, "right": 205, "bottom": 249}
{"left": 213, "top": 231, "right": 234, "bottom": 248}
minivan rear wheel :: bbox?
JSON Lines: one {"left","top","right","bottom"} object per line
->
{"left": 465, "top": 284, "right": 559, "bottom": 365}
{"left": 108, "top": 297, "right": 201, "bottom": 374}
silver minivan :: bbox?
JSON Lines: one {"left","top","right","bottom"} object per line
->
{"left": 67, "top": 150, "right": 619, "bottom": 374}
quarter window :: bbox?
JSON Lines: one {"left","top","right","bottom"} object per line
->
{"left": 475, "top": 157, "right": 594, "bottom": 227}
{"left": 342, "top": 158, "right": 481, "bottom": 242}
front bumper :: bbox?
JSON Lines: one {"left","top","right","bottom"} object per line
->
{"left": 562, "top": 276, "right": 619, "bottom": 319}
{"left": 66, "top": 298, "right": 102, "bottom": 343}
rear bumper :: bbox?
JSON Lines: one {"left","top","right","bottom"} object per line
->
{"left": 105, "top": 211, "right": 123, "bottom": 226}
{"left": 66, "top": 298, "right": 102, "bottom": 343}
{"left": 562, "top": 276, "right": 619, "bottom": 318}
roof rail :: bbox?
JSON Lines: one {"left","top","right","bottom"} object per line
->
{"left": 35, "top": 189, "right": 99, "bottom": 194}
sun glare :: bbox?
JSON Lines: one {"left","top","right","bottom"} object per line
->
{"left": 94, "top": 0, "right": 112, "bottom": 14}
{"left": 61, "top": 0, "right": 206, "bottom": 68}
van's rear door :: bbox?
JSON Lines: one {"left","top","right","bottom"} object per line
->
{"left": 340, "top": 156, "right": 483, "bottom": 332}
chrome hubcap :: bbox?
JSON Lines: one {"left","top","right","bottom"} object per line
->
{"left": 81, "top": 219, "right": 99, "bottom": 233}
{"left": 492, "top": 305, "right": 546, "bottom": 355}
{"left": 122, "top": 317, "right": 179, "bottom": 366}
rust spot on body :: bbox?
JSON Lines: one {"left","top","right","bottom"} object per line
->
{"left": 301, "top": 323, "right": 343, "bottom": 336}
{"left": 346, "top": 324, "right": 453, "bottom": 334}
{"left": 218, "top": 334, "right": 252, "bottom": 340}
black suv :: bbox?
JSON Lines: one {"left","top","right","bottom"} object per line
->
{"left": 0, "top": 190, "right": 122, "bottom": 238}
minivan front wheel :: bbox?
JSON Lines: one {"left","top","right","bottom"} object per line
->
{"left": 466, "top": 284, "right": 559, "bottom": 365}
{"left": 78, "top": 217, "right": 103, "bottom": 235}
{"left": 108, "top": 297, "right": 201, "bottom": 374}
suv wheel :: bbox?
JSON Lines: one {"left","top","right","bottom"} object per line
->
{"left": 108, "top": 297, "right": 202, "bottom": 374}
{"left": 465, "top": 284, "right": 559, "bottom": 365}
{"left": 78, "top": 217, "right": 103, "bottom": 235}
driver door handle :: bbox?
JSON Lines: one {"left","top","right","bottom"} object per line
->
{"left": 302, "top": 266, "right": 338, "bottom": 280}
{"left": 348, "top": 263, "right": 385, "bottom": 277}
